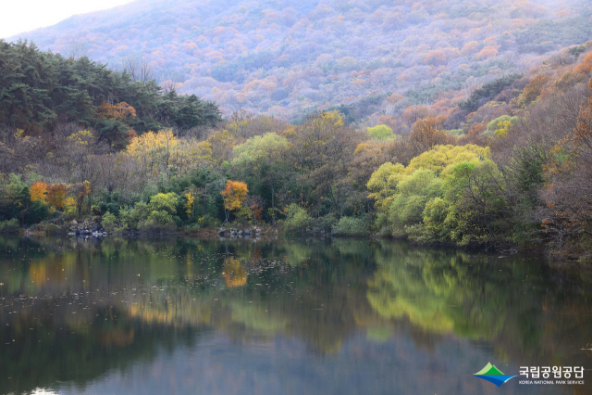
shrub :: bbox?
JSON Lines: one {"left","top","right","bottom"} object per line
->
{"left": 332, "top": 216, "right": 370, "bottom": 236}
{"left": 283, "top": 204, "right": 311, "bottom": 232}
{"left": 101, "top": 212, "right": 117, "bottom": 232}
{"left": 138, "top": 210, "right": 177, "bottom": 232}
{"left": 149, "top": 193, "right": 179, "bottom": 213}
{"left": 24, "top": 200, "right": 50, "bottom": 225}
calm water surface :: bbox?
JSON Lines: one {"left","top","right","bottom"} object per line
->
{"left": 0, "top": 236, "right": 591, "bottom": 395}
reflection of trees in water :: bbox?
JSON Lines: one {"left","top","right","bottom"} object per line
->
{"left": 367, "top": 247, "right": 543, "bottom": 341}
{"left": 2, "top": 237, "right": 592, "bottom": 394}
{"left": 0, "top": 236, "right": 385, "bottom": 394}
{"left": 0, "top": 300, "right": 202, "bottom": 395}
{"left": 365, "top": 244, "right": 592, "bottom": 367}
{"left": 223, "top": 257, "right": 248, "bottom": 287}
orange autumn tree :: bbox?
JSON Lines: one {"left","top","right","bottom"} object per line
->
{"left": 424, "top": 50, "right": 447, "bottom": 66}
{"left": 475, "top": 46, "right": 498, "bottom": 60}
{"left": 574, "top": 52, "right": 592, "bottom": 75}
{"left": 517, "top": 74, "right": 550, "bottom": 107}
{"left": 221, "top": 180, "right": 248, "bottom": 223}
{"left": 30, "top": 181, "right": 49, "bottom": 204}
{"left": 97, "top": 102, "right": 137, "bottom": 120}
{"left": 47, "top": 183, "right": 68, "bottom": 210}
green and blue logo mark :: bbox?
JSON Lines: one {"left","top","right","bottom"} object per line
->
{"left": 474, "top": 363, "right": 517, "bottom": 387}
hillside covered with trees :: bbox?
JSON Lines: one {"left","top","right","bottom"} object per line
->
{"left": 3, "top": 0, "right": 592, "bottom": 257}
{"left": 3, "top": 37, "right": 592, "bottom": 257}
{"left": 11, "top": 0, "right": 592, "bottom": 125}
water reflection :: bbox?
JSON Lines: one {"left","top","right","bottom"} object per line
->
{"left": 0, "top": 236, "right": 591, "bottom": 394}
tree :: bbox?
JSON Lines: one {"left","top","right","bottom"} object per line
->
{"left": 30, "top": 181, "right": 48, "bottom": 203}
{"left": 475, "top": 46, "right": 498, "bottom": 60}
{"left": 184, "top": 192, "right": 195, "bottom": 218}
{"left": 367, "top": 144, "right": 497, "bottom": 241}
{"left": 401, "top": 106, "right": 430, "bottom": 126}
{"left": 483, "top": 115, "right": 518, "bottom": 137}
{"left": 231, "top": 133, "right": 289, "bottom": 182}
{"left": 97, "top": 102, "right": 137, "bottom": 121}
{"left": 424, "top": 50, "right": 447, "bottom": 66}
{"left": 408, "top": 117, "right": 454, "bottom": 155}
{"left": 288, "top": 111, "right": 360, "bottom": 217}
{"left": 231, "top": 132, "right": 289, "bottom": 222}
{"left": 221, "top": 180, "right": 248, "bottom": 222}
{"left": 120, "top": 55, "right": 153, "bottom": 83}
{"left": 460, "top": 41, "right": 479, "bottom": 56}
{"left": 367, "top": 125, "right": 396, "bottom": 141}
{"left": 541, "top": 77, "right": 592, "bottom": 251}
{"left": 47, "top": 184, "right": 68, "bottom": 210}
{"left": 0, "top": 40, "right": 219, "bottom": 141}
{"left": 69, "top": 181, "right": 90, "bottom": 216}
{"left": 517, "top": 74, "right": 550, "bottom": 107}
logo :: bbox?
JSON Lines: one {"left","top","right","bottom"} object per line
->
{"left": 474, "top": 362, "right": 517, "bottom": 387}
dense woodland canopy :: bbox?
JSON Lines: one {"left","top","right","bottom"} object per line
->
{"left": 0, "top": 40, "right": 220, "bottom": 146}
{"left": 2, "top": 1, "right": 592, "bottom": 257}
{"left": 12, "top": 0, "right": 592, "bottom": 124}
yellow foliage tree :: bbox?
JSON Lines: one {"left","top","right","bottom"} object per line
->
{"left": 494, "top": 119, "right": 512, "bottom": 137}
{"left": 184, "top": 192, "right": 195, "bottom": 217}
{"left": 367, "top": 163, "right": 406, "bottom": 211}
{"left": 367, "top": 144, "right": 491, "bottom": 213}
{"left": 63, "top": 197, "right": 77, "bottom": 215}
{"left": 126, "top": 129, "right": 178, "bottom": 157}
{"left": 405, "top": 144, "right": 490, "bottom": 177}
{"left": 222, "top": 180, "right": 248, "bottom": 212}
{"left": 30, "top": 181, "right": 48, "bottom": 203}
{"left": 67, "top": 130, "right": 94, "bottom": 147}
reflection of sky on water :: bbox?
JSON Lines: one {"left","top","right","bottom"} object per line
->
{"left": 55, "top": 333, "right": 564, "bottom": 395}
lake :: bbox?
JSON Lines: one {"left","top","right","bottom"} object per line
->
{"left": 0, "top": 236, "right": 591, "bottom": 395}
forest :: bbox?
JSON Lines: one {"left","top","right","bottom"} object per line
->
{"left": 2, "top": 37, "right": 592, "bottom": 258}
{"left": 13, "top": 0, "right": 592, "bottom": 125}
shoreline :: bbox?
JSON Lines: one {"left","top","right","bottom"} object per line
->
{"left": 1, "top": 222, "right": 552, "bottom": 258}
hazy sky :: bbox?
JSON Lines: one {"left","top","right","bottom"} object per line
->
{"left": 0, "top": 0, "right": 135, "bottom": 39}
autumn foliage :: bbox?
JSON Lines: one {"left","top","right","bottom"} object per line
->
{"left": 475, "top": 46, "right": 499, "bottom": 60}
{"left": 98, "top": 102, "right": 137, "bottom": 120}
{"left": 30, "top": 181, "right": 48, "bottom": 203}
{"left": 424, "top": 50, "right": 447, "bottom": 66}
{"left": 47, "top": 184, "right": 68, "bottom": 210}
{"left": 221, "top": 180, "right": 248, "bottom": 212}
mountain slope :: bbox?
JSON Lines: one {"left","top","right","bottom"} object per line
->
{"left": 12, "top": 0, "right": 592, "bottom": 123}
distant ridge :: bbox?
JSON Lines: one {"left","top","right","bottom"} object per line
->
{"left": 9, "top": 0, "right": 592, "bottom": 123}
